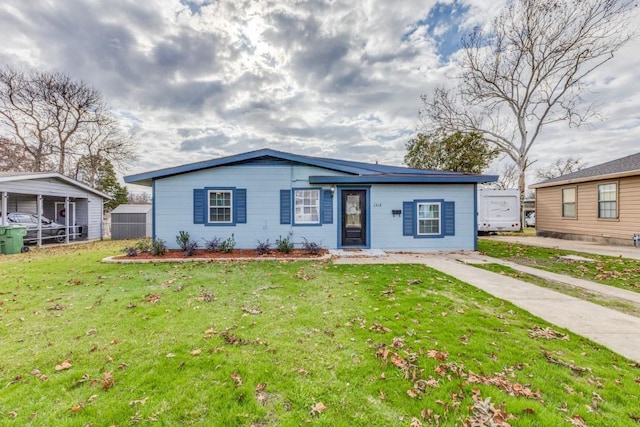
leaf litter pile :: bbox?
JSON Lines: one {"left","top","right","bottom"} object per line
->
{"left": 1, "top": 243, "right": 640, "bottom": 426}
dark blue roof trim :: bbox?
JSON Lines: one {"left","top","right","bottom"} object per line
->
{"left": 125, "top": 148, "right": 498, "bottom": 186}
{"left": 309, "top": 175, "right": 498, "bottom": 184}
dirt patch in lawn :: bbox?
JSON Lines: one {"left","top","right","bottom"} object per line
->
{"left": 106, "top": 249, "right": 329, "bottom": 263}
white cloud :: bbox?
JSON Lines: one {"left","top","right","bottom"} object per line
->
{"left": 0, "top": 0, "right": 638, "bottom": 183}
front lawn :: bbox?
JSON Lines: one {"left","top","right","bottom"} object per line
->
{"left": 478, "top": 239, "right": 640, "bottom": 294}
{"left": 1, "top": 241, "right": 639, "bottom": 426}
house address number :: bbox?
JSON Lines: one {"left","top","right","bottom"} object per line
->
{"left": 373, "top": 202, "right": 382, "bottom": 207}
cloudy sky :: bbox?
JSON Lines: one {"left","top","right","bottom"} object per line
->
{"left": 1, "top": 0, "right": 639, "bottom": 186}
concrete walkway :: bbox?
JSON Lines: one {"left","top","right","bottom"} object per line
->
{"left": 333, "top": 250, "right": 640, "bottom": 363}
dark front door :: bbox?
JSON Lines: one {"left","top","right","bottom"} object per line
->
{"left": 341, "top": 190, "right": 366, "bottom": 247}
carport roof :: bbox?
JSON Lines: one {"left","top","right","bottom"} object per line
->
{"left": 0, "top": 172, "right": 112, "bottom": 199}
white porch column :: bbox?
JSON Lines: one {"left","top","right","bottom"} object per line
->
{"left": 37, "top": 195, "right": 43, "bottom": 248}
{"left": 64, "top": 197, "right": 70, "bottom": 244}
{"left": 1, "top": 192, "right": 7, "bottom": 226}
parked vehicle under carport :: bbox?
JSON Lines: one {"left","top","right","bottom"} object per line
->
{"left": 4, "top": 212, "right": 68, "bottom": 243}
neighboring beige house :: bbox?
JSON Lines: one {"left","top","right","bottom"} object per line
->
{"left": 530, "top": 152, "right": 640, "bottom": 246}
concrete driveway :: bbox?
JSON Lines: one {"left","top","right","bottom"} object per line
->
{"left": 482, "top": 235, "right": 640, "bottom": 260}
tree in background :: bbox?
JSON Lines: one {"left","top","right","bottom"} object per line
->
{"left": 0, "top": 66, "right": 136, "bottom": 179}
{"left": 535, "top": 157, "right": 586, "bottom": 181}
{"left": 420, "top": 0, "right": 635, "bottom": 216}
{"left": 0, "top": 136, "right": 37, "bottom": 172}
{"left": 404, "top": 131, "right": 497, "bottom": 173}
{"left": 90, "top": 158, "right": 129, "bottom": 212}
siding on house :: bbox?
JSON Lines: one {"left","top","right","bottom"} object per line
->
{"left": 154, "top": 164, "right": 347, "bottom": 249}
{"left": 535, "top": 175, "right": 640, "bottom": 243}
{"left": 153, "top": 165, "right": 478, "bottom": 250}
{"left": 370, "top": 184, "right": 474, "bottom": 251}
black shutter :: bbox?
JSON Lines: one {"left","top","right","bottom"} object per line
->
{"left": 443, "top": 201, "right": 455, "bottom": 236}
{"left": 280, "top": 190, "right": 291, "bottom": 224}
{"left": 402, "top": 201, "right": 414, "bottom": 236}
{"left": 235, "top": 189, "right": 247, "bottom": 224}
{"left": 194, "top": 189, "right": 205, "bottom": 224}
{"left": 321, "top": 189, "right": 333, "bottom": 224}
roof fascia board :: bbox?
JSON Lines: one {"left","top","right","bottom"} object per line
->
{"left": 0, "top": 173, "right": 112, "bottom": 199}
{"left": 310, "top": 174, "right": 498, "bottom": 184}
{"left": 530, "top": 169, "right": 640, "bottom": 189}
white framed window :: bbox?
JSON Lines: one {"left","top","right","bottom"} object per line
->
{"left": 208, "top": 190, "right": 233, "bottom": 223}
{"left": 417, "top": 202, "right": 441, "bottom": 235}
{"left": 598, "top": 183, "right": 617, "bottom": 219}
{"left": 562, "top": 187, "right": 576, "bottom": 218}
{"left": 294, "top": 189, "right": 320, "bottom": 224}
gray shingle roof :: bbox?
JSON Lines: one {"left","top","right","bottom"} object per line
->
{"left": 531, "top": 152, "right": 640, "bottom": 188}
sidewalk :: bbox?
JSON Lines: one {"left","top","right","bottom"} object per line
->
{"left": 333, "top": 251, "right": 640, "bottom": 363}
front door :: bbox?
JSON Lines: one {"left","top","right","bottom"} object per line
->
{"left": 341, "top": 190, "right": 366, "bottom": 247}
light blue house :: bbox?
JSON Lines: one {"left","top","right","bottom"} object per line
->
{"left": 124, "top": 149, "right": 497, "bottom": 251}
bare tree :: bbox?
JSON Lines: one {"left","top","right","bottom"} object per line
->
{"left": 421, "top": 0, "right": 636, "bottom": 219}
{"left": 494, "top": 162, "right": 520, "bottom": 190}
{"left": 0, "top": 136, "right": 39, "bottom": 172}
{"left": 0, "top": 66, "right": 136, "bottom": 178}
{"left": 535, "top": 157, "right": 586, "bottom": 180}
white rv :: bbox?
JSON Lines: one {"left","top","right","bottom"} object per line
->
{"left": 477, "top": 188, "right": 520, "bottom": 233}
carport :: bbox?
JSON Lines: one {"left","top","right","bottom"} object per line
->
{"left": 0, "top": 172, "right": 111, "bottom": 247}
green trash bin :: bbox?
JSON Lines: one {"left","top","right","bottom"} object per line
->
{"left": 0, "top": 225, "right": 28, "bottom": 255}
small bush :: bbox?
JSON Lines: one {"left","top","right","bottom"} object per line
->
{"left": 256, "top": 239, "right": 271, "bottom": 255}
{"left": 219, "top": 234, "right": 236, "bottom": 253}
{"left": 151, "top": 239, "right": 167, "bottom": 256}
{"left": 176, "top": 231, "right": 190, "bottom": 251}
{"left": 134, "top": 238, "right": 153, "bottom": 253}
{"left": 123, "top": 247, "right": 138, "bottom": 257}
{"left": 204, "top": 236, "right": 222, "bottom": 251}
{"left": 301, "top": 238, "right": 323, "bottom": 256}
{"left": 184, "top": 240, "right": 198, "bottom": 257}
{"left": 276, "top": 233, "right": 294, "bottom": 254}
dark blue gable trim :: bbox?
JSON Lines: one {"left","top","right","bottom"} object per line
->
{"left": 125, "top": 148, "right": 499, "bottom": 187}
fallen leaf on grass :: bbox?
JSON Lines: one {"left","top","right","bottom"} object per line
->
{"left": 71, "top": 402, "right": 84, "bottom": 413}
{"left": 529, "top": 326, "right": 569, "bottom": 340}
{"left": 567, "top": 414, "right": 588, "bottom": 426}
{"left": 310, "top": 402, "right": 327, "bottom": 416}
{"left": 191, "top": 349, "right": 202, "bottom": 356}
{"left": 231, "top": 372, "right": 243, "bottom": 387}
{"left": 102, "top": 371, "right": 114, "bottom": 391}
{"left": 129, "top": 397, "right": 148, "bottom": 406}
{"left": 55, "top": 360, "right": 72, "bottom": 371}
{"left": 426, "top": 350, "right": 449, "bottom": 361}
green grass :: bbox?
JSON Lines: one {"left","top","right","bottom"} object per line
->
{"left": 478, "top": 239, "right": 640, "bottom": 294}
{"left": 1, "top": 241, "right": 639, "bottom": 426}
{"left": 473, "top": 263, "right": 640, "bottom": 318}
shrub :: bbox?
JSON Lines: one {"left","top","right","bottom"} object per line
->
{"left": 123, "top": 247, "right": 138, "bottom": 257}
{"left": 204, "top": 236, "right": 222, "bottom": 251}
{"left": 176, "top": 231, "right": 190, "bottom": 251}
{"left": 301, "top": 238, "right": 323, "bottom": 256}
{"left": 184, "top": 240, "right": 198, "bottom": 257}
{"left": 256, "top": 239, "right": 271, "bottom": 255}
{"left": 134, "top": 238, "right": 153, "bottom": 253}
{"left": 151, "top": 239, "right": 167, "bottom": 256}
{"left": 219, "top": 234, "right": 236, "bottom": 253}
{"left": 275, "top": 232, "right": 294, "bottom": 254}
